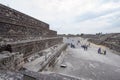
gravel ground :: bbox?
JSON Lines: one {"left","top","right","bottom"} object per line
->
{"left": 51, "top": 37, "right": 120, "bottom": 80}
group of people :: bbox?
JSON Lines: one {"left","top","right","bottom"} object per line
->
{"left": 69, "top": 40, "right": 80, "bottom": 49}
{"left": 81, "top": 41, "right": 90, "bottom": 51}
{"left": 98, "top": 48, "right": 106, "bottom": 55}
{"left": 66, "top": 38, "right": 107, "bottom": 55}
{"left": 70, "top": 43, "right": 75, "bottom": 48}
{"left": 68, "top": 39, "right": 90, "bottom": 51}
{"left": 81, "top": 45, "right": 88, "bottom": 51}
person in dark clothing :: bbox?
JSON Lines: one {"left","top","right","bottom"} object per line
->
{"left": 77, "top": 40, "right": 81, "bottom": 47}
{"left": 71, "top": 43, "right": 75, "bottom": 48}
{"left": 70, "top": 43, "right": 72, "bottom": 47}
{"left": 81, "top": 45, "right": 87, "bottom": 51}
{"left": 103, "top": 50, "right": 106, "bottom": 55}
{"left": 81, "top": 45, "right": 83, "bottom": 48}
{"left": 98, "top": 48, "right": 101, "bottom": 54}
{"left": 81, "top": 45, "right": 84, "bottom": 50}
{"left": 85, "top": 45, "right": 88, "bottom": 51}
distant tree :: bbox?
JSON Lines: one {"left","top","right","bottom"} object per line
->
{"left": 96, "top": 32, "right": 102, "bottom": 36}
{"left": 76, "top": 34, "right": 80, "bottom": 36}
{"left": 68, "top": 34, "right": 71, "bottom": 35}
{"left": 63, "top": 34, "right": 66, "bottom": 35}
{"left": 80, "top": 33, "right": 84, "bottom": 36}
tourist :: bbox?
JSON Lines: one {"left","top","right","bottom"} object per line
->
{"left": 85, "top": 45, "right": 88, "bottom": 51}
{"left": 78, "top": 40, "right": 80, "bottom": 43}
{"left": 81, "top": 45, "right": 87, "bottom": 51}
{"left": 104, "top": 50, "right": 106, "bottom": 55}
{"left": 71, "top": 43, "right": 75, "bottom": 48}
{"left": 98, "top": 48, "right": 101, "bottom": 54}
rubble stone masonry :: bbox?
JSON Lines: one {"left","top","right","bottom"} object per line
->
{"left": 0, "top": 4, "right": 57, "bottom": 40}
{"left": 0, "top": 3, "right": 63, "bottom": 68}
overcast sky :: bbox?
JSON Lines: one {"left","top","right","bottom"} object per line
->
{"left": 0, "top": 0, "right": 120, "bottom": 34}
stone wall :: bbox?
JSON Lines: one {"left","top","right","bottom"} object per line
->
{"left": 0, "top": 37, "right": 63, "bottom": 70}
{"left": 102, "top": 42, "right": 120, "bottom": 54}
{"left": 8, "top": 38, "right": 63, "bottom": 58}
{"left": 0, "top": 4, "right": 63, "bottom": 71}
{"left": 22, "top": 71, "right": 81, "bottom": 80}
{"left": 87, "top": 33, "right": 120, "bottom": 53}
{"left": 0, "top": 52, "right": 24, "bottom": 70}
{"left": 0, "top": 4, "right": 57, "bottom": 40}
{"left": 81, "top": 34, "right": 99, "bottom": 39}
{"left": 46, "top": 30, "right": 57, "bottom": 37}
{"left": 0, "top": 3, "right": 63, "bottom": 59}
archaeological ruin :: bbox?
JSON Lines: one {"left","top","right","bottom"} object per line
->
{"left": 81, "top": 33, "right": 120, "bottom": 54}
{"left": 0, "top": 3, "right": 120, "bottom": 80}
{"left": 0, "top": 4, "right": 62, "bottom": 70}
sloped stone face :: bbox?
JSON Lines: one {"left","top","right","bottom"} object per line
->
{"left": 84, "top": 33, "right": 120, "bottom": 53}
{"left": 0, "top": 4, "right": 62, "bottom": 72}
{"left": 0, "top": 70, "right": 80, "bottom": 80}
{"left": 22, "top": 71, "right": 80, "bottom": 80}
{"left": 0, "top": 3, "right": 61, "bottom": 57}
{"left": 10, "top": 38, "right": 63, "bottom": 58}
{"left": 0, "top": 4, "right": 57, "bottom": 40}
{"left": 0, "top": 70, "right": 23, "bottom": 80}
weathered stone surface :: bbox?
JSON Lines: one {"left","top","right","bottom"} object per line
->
{"left": 0, "top": 70, "right": 81, "bottom": 80}
{"left": 0, "top": 4, "right": 57, "bottom": 40}
{"left": 22, "top": 71, "right": 80, "bottom": 80}
{"left": 0, "top": 70, "right": 23, "bottom": 80}
{"left": 7, "top": 38, "right": 63, "bottom": 58}
{"left": 0, "top": 4, "right": 63, "bottom": 72}
{"left": 83, "top": 33, "right": 120, "bottom": 53}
